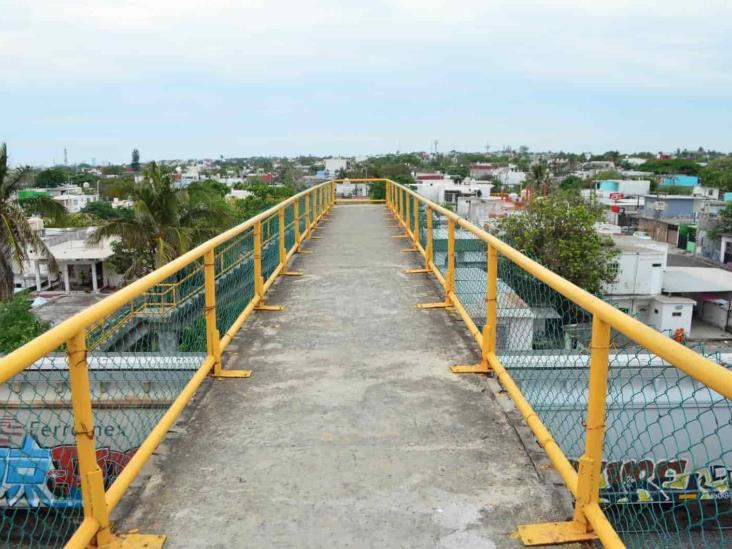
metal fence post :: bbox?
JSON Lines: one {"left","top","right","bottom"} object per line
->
{"left": 254, "top": 221, "right": 264, "bottom": 299}
{"left": 447, "top": 217, "right": 456, "bottom": 297}
{"left": 67, "top": 331, "right": 112, "bottom": 547}
{"left": 413, "top": 196, "right": 419, "bottom": 244}
{"left": 486, "top": 244, "right": 498, "bottom": 354}
{"left": 278, "top": 208, "right": 287, "bottom": 266}
{"left": 574, "top": 315, "right": 611, "bottom": 527}
{"left": 294, "top": 199, "right": 301, "bottom": 246}
{"left": 204, "top": 250, "right": 222, "bottom": 376}
{"left": 426, "top": 206, "right": 433, "bottom": 269}
{"left": 304, "top": 193, "right": 311, "bottom": 239}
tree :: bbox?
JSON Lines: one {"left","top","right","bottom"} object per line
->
{"left": 526, "top": 162, "right": 549, "bottom": 192}
{"left": 559, "top": 175, "right": 583, "bottom": 192}
{"left": 81, "top": 201, "right": 134, "bottom": 222}
{"left": 0, "top": 144, "right": 58, "bottom": 301}
{"left": 35, "top": 167, "right": 68, "bottom": 188}
{"left": 700, "top": 157, "right": 732, "bottom": 191}
{"left": 0, "top": 293, "right": 50, "bottom": 353}
{"left": 89, "top": 162, "right": 233, "bottom": 279}
{"left": 131, "top": 149, "right": 141, "bottom": 172}
{"left": 496, "top": 192, "right": 619, "bottom": 294}
{"left": 709, "top": 203, "right": 732, "bottom": 239}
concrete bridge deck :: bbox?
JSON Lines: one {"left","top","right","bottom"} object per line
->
{"left": 116, "top": 205, "right": 570, "bottom": 548}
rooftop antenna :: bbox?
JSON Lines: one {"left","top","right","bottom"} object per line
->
{"left": 64, "top": 147, "right": 68, "bottom": 166}
{"left": 433, "top": 140, "right": 439, "bottom": 155}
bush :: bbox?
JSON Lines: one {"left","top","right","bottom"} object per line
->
{"left": 0, "top": 293, "right": 50, "bottom": 354}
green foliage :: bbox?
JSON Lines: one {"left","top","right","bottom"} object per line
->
{"left": 368, "top": 181, "right": 385, "bottom": 200}
{"left": 700, "top": 157, "right": 732, "bottom": 191}
{"left": 657, "top": 185, "right": 693, "bottom": 196}
{"left": 99, "top": 178, "right": 134, "bottom": 200}
{"left": 0, "top": 293, "right": 50, "bottom": 353}
{"left": 231, "top": 183, "right": 295, "bottom": 221}
{"left": 1, "top": 143, "right": 58, "bottom": 301}
{"left": 35, "top": 167, "right": 68, "bottom": 187}
{"left": 593, "top": 169, "right": 623, "bottom": 181}
{"left": 559, "top": 175, "right": 583, "bottom": 192}
{"left": 637, "top": 159, "right": 701, "bottom": 176}
{"left": 90, "top": 162, "right": 235, "bottom": 280}
{"left": 708, "top": 203, "right": 732, "bottom": 239}
{"left": 81, "top": 201, "right": 135, "bottom": 222}
{"left": 131, "top": 149, "right": 141, "bottom": 172}
{"left": 101, "top": 165, "right": 125, "bottom": 176}
{"left": 496, "top": 192, "right": 619, "bottom": 294}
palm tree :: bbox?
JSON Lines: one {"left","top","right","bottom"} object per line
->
{"left": 89, "top": 162, "right": 232, "bottom": 279}
{"left": 526, "top": 162, "right": 549, "bottom": 195}
{"left": 0, "top": 143, "right": 59, "bottom": 301}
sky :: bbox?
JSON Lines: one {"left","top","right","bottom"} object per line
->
{"left": 1, "top": 0, "right": 731, "bottom": 166}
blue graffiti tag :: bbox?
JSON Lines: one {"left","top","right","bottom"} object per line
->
{"left": 0, "top": 435, "right": 55, "bottom": 507}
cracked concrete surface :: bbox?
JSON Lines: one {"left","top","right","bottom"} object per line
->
{"left": 115, "top": 205, "right": 572, "bottom": 548}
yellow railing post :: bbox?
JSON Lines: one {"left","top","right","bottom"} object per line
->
{"left": 486, "top": 244, "right": 498, "bottom": 353}
{"left": 278, "top": 208, "right": 287, "bottom": 266}
{"left": 204, "top": 250, "right": 222, "bottom": 376}
{"left": 294, "top": 199, "right": 301, "bottom": 246}
{"left": 413, "top": 195, "right": 419, "bottom": 243}
{"left": 405, "top": 191, "right": 411, "bottom": 236}
{"left": 517, "top": 314, "right": 611, "bottom": 545}
{"left": 446, "top": 217, "right": 456, "bottom": 297}
{"left": 574, "top": 315, "right": 611, "bottom": 527}
{"left": 426, "top": 206, "right": 433, "bottom": 269}
{"left": 304, "top": 193, "right": 311, "bottom": 239}
{"left": 254, "top": 221, "right": 264, "bottom": 299}
{"left": 67, "top": 331, "right": 112, "bottom": 547}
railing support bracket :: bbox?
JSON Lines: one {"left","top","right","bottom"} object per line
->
{"left": 516, "top": 521, "right": 597, "bottom": 546}
{"left": 104, "top": 533, "right": 167, "bottom": 548}
{"left": 404, "top": 268, "right": 430, "bottom": 274}
{"left": 255, "top": 304, "right": 285, "bottom": 312}
{"left": 449, "top": 364, "right": 492, "bottom": 375}
{"left": 416, "top": 301, "right": 452, "bottom": 309}
{"left": 212, "top": 370, "right": 252, "bottom": 378}
{"left": 281, "top": 270, "right": 304, "bottom": 276}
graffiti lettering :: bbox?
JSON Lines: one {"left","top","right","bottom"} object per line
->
{"left": 570, "top": 457, "right": 731, "bottom": 504}
{"left": 0, "top": 435, "right": 137, "bottom": 508}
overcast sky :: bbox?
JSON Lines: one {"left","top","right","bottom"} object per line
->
{"left": 1, "top": 0, "right": 731, "bottom": 165}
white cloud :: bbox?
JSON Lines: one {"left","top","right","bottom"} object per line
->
{"left": 1, "top": 0, "right": 730, "bottom": 91}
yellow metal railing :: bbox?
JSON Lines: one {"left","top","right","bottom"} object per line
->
{"left": 385, "top": 179, "right": 732, "bottom": 549}
{"left": 0, "top": 181, "right": 337, "bottom": 548}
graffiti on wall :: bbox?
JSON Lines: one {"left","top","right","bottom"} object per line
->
{"left": 0, "top": 434, "right": 136, "bottom": 508}
{"left": 571, "top": 457, "right": 732, "bottom": 504}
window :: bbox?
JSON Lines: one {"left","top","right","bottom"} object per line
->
{"left": 652, "top": 263, "right": 662, "bottom": 267}
{"left": 672, "top": 312, "right": 682, "bottom": 317}
{"left": 654, "top": 308, "right": 659, "bottom": 314}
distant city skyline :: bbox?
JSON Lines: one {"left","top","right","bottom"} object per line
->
{"left": 2, "top": 0, "right": 731, "bottom": 166}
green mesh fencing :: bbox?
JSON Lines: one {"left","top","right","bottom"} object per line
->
{"left": 409, "top": 192, "right": 731, "bottom": 548}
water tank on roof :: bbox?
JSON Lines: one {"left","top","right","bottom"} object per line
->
{"left": 28, "top": 216, "right": 44, "bottom": 232}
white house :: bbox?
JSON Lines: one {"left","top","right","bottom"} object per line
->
{"left": 324, "top": 157, "right": 349, "bottom": 177}
{"left": 413, "top": 181, "right": 492, "bottom": 206}
{"left": 53, "top": 193, "right": 99, "bottom": 213}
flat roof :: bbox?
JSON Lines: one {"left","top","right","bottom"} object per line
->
{"left": 611, "top": 235, "right": 668, "bottom": 254}
{"left": 663, "top": 267, "right": 732, "bottom": 293}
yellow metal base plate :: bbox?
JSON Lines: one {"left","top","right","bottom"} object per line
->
{"left": 281, "top": 270, "right": 303, "bottom": 276}
{"left": 311, "top": 236, "right": 324, "bottom": 239}
{"left": 105, "top": 533, "right": 166, "bottom": 548}
{"left": 213, "top": 369, "right": 252, "bottom": 378}
{"left": 297, "top": 250, "right": 314, "bottom": 254}
{"left": 401, "top": 248, "right": 418, "bottom": 253}
{"left": 404, "top": 268, "right": 430, "bottom": 274}
{"left": 517, "top": 521, "right": 597, "bottom": 546}
{"left": 255, "top": 304, "right": 285, "bottom": 311}
{"left": 450, "top": 363, "right": 491, "bottom": 374}
{"left": 417, "top": 301, "right": 452, "bottom": 309}
{"left": 391, "top": 234, "right": 409, "bottom": 238}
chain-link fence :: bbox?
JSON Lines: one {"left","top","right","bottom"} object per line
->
{"left": 0, "top": 182, "right": 333, "bottom": 548}
{"left": 393, "top": 182, "right": 732, "bottom": 549}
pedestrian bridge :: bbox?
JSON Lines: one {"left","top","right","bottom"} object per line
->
{"left": 1, "top": 180, "right": 730, "bottom": 549}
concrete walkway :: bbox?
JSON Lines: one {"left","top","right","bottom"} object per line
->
{"left": 117, "top": 205, "right": 570, "bottom": 548}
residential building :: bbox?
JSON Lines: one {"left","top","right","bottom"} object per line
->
{"left": 659, "top": 174, "right": 699, "bottom": 188}
{"left": 53, "top": 193, "right": 99, "bottom": 213}
{"left": 468, "top": 163, "right": 494, "bottom": 178}
{"left": 324, "top": 157, "right": 349, "bottom": 177}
